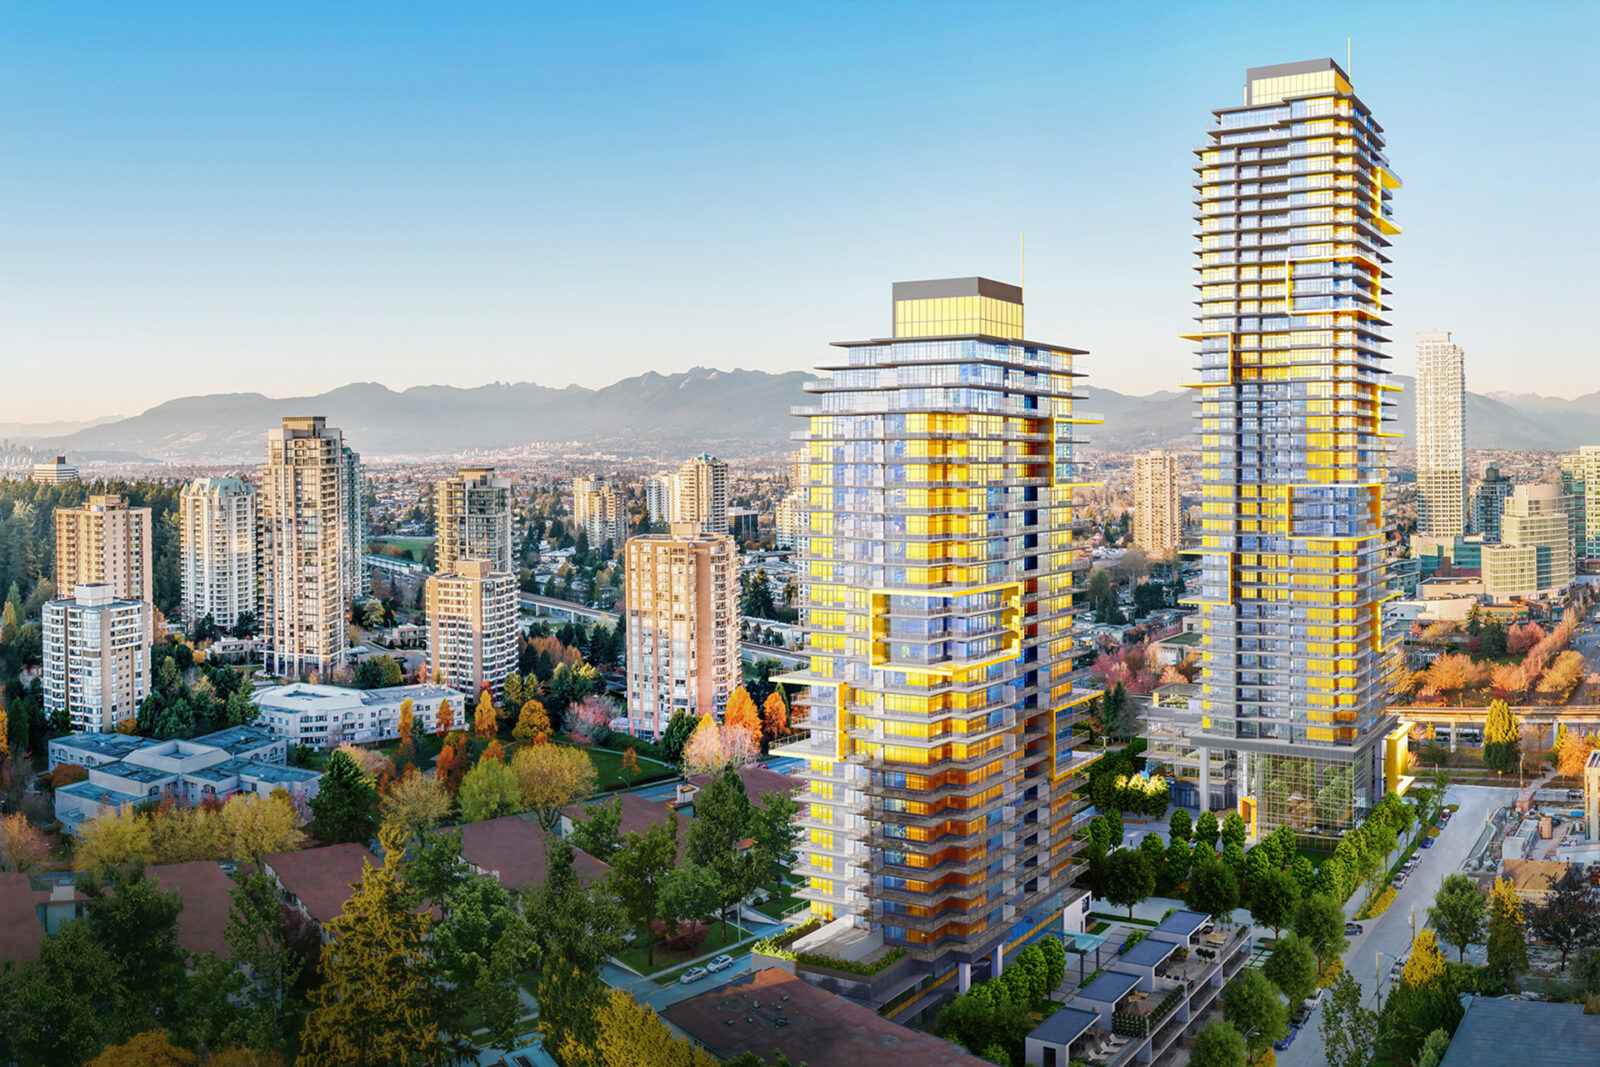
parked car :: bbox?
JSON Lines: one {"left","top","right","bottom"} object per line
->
{"left": 1275, "top": 1025, "right": 1299, "bottom": 1052}
{"left": 1303, "top": 988, "right": 1325, "bottom": 1011}
{"left": 1394, "top": 873, "right": 1409, "bottom": 888}
{"left": 1391, "top": 958, "right": 1407, "bottom": 979}
{"left": 707, "top": 954, "right": 734, "bottom": 973}
{"left": 679, "top": 967, "right": 709, "bottom": 985}
{"left": 1345, "top": 922, "right": 1365, "bottom": 936}
{"left": 1291, "top": 1005, "right": 1312, "bottom": 1028}
{"left": 1421, "top": 836, "right": 1435, "bottom": 848}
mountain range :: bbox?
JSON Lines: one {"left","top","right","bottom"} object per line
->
{"left": 15, "top": 369, "right": 1598, "bottom": 462}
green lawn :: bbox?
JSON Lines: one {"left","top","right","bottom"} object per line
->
{"left": 613, "top": 920, "right": 748, "bottom": 979}
{"left": 369, "top": 536, "right": 433, "bottom": 562}
{"left": 565, "top": 742, "right": 676, "bottom": 791}
{"left": 753, "top": 878, "right": 802, "bottom": 920}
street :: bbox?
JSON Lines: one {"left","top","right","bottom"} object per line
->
{"left": 1272, "top": 783, "right": 1514, "bottom": 1067}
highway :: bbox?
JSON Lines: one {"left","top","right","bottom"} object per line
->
{"left": 1273, "top": 783, "right": 1514, "bottom": 1067}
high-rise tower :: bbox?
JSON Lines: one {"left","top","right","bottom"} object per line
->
{"left": 1132, "top": 451, "right": 1182, "bottom": 557}
{"left": 1415, "top": 331, "right": 1466, "bottom": 537}
{"left": 179, "top": 477, "right": 258, "bottom": 631}
{"left": 436, "top": 467, "right": 515, "bottom": 574}
{"left": 1188, "top": 59, "right": 1406, "bottom": 839}
{"left": 261, "top": 417, "right": 350, "bottom": 677}
{"left": 784, "top": 277, "right": 1098, "bottom": 989}
{"left": 673, "top": 455, "right": 729, "bottom": 536}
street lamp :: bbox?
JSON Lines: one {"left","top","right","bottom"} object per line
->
{"left": 1374, "top": 949, "right": 1405, "bottom": 1007}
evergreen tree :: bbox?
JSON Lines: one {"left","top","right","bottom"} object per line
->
{"left": 526, "top": 838, "right": 626, "bottom": 1060}
{"left": 309, "top": 750, "right": 379, "bottom": 846}
{"left": 298, "top": 846, "right": 460, "bottom": 1065}
{"left": 1482, "top": 699, "right": 1519, "bottom": 774}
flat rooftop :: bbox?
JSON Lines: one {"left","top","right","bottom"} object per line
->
{"left": 1077, "top": 969, "right": 1141, "bottom": 1006}
{"left": 1119, "top": 936, "right": 1179, "bottom": 968}
{"left": 1154, "top": 909, "right": 1210, "bottom": 938}
{"left": 663, "top": 968, "right": 992, "bottom": 1067}
{"left": 1027, "top": 1005, "right": 1100, "bottom": 1047}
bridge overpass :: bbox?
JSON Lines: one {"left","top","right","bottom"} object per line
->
{"left": 1393, "top": 704, "right": 1600, "bottom": 748}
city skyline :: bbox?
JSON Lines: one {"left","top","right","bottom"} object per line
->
{"left": 6, "top": 2, "right": 1600, "bottom": 420}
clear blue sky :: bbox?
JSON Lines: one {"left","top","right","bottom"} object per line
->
{"left": 4, "top": 1, "right": 1595, "bottom": 421}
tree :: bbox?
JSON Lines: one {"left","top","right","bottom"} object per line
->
{"left": 298, "top": 845, "right": 460, "bottom": 1065}
{"left": 761, "top": 691, "right": 788, "bottom": 740}
{"left": 434, "top": 698, "right": 455, "bottom": 736}
{"left": 525, "top": 838, "right": 626, "bottom": 1061}
{"left": 683, "top": 713, "right": 757, "bottom": 774}
{"left": 511, "top": 743, "right": 598, "bottom": 829}
{"left": 546, "top": 661, "right": 599, "bottom": 715}
{"left": 661, "top": 709, "right": 696, "bottom": 764}
{"left": 1291, "top": 892, "right": 1348, "bottom": 975}
{"left": 1484, "top": 876, "right": 1529, "bottom": 991}
{"left": 0, "top": 811, "right": 49, "bottom": 871}
{"left": 310, "top": 749, "right": 379, "bottom": 846}
{"left": 1384, "top": 929, "right": 1462, "bottom": 1063}
{"left": 610, "top": 814, "right": 680, "bottom": 965}
{"left": 219, "top": 791, "right": 306, "bottom": 864}
{"left": 84, "top": 866, "right": 188, "bottom": 1037}
{"left": 1417, "top": 1029, "right": 1453, "bottom": 1067}
{"left": 620, "top": 746, "right": 641, "bottom": 783}
{"left": 659, "top": 862, "right": 722, "bottom": 943}
{"left": 1194, "top": 810, "right": 1220, "bottom": 851}
{"left": 474, "top": 691, "right": 497, "bottom": 738}
{"left": 1220, "top": 810, "right": 1247, "bottom": 850}
{"left": 1320, "top": 968, "right": 1379, "bottom": 1067}
{"left": 1527, "top": 863, "right": 1600, "bottom": 972}
{"left": 1104, "top": 682, "right": 1140, "bottom": 742}
{"left": 1482, "top": 698, "right": 1519, "bottom": 774}
{"left": 216, "top": 869, "right": 305, "bottom": 1053}
{"left": 593, "top": 988, "right": 719, "bottom": 1067}
{"left": 567, "top": 693, "right": 615, "bottom": 745}
{"left": 0, "top": 919, "right": 122, "bottom": 1065}
{"left": 1169, "top": 807, "right": 1192, "bottom": 843}
{"left": 86, "top": 1029, "right": 198, "bottom": 1066}
{"left": 459, "top": 756, "right": 524, "bottom": 822}
{"left": 434, "top": 741, "right": 467, "bottom": 796}
{"left": 1427, "top": 873, "right": 1487, "bottom": 962}
{"left": 512, "top": 698, "right": 551, "bottom": 745}
{"left": 753, "top": 788, "right": 801, "bottom": 890}
{"left": 1250, "top": 865, "right": 1300, "bottom": 940}
{"left": 1102, "top": 847, "right": 1156, "bottom": 919}
{"left": 724, "top": 686, "right": 762, "bottom": 741}
{"left": 686, "top": 766, "right": 763, "bottom": 933}
{"left": 570, "top": 795, "right": 625, "bottom": 862}
{"left": 397, "top": 698, "right": 415, "bottom": 747}
{"left": 431, "top": 875, "right": 530, "bottom": 1041}
{"left": 1262, "top": 933, "right": 1317, "bottom": 1006}
{"left": 1188, "top": 1019, "right": 1248, "bottom": 1067}
{"left": 1221, "top": 966, "right": 1288, "bottom": 1056}
{"left": 1186, "top": 854, "right": 1239, "bottom": 923}
{"left": 74, "top": 805, "right": 154, "bottom": 873}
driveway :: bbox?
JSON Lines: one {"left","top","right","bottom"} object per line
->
{"left": 1271, "top": 783, "right": 1513, "bottom": 1067}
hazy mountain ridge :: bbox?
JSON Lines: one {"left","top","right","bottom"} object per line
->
{"left": 25, "top": 369, "right": 1598, "bottom": 462}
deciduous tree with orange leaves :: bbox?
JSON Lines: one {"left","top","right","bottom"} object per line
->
{"left": 435, "top": 698, "right": 455, "bottom": 736}
{"left": 435, "top": 742, "right": 467, "bottom": 796}
{"left": 761, "top": 691, "right": 788, "bottom": 740}
{"left": 724, "top": 686, "right": 761, "bottom": 741}
{"left": 474, "top": 691, "right": 497, "bottom": 738}
{"left": 397, "top": 698, "right": 415, "bottom": 746}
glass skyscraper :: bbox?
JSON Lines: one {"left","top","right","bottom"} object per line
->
{"left": 783, "top": 277, "right": 1099, "bottom": 988}
{"left": 1187, "top": 60, "right": 1408, "bottom": 840}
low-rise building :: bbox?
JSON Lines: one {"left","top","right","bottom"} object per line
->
{"left": 31, "top": 455, "right": 78, "bottom": 484}
{"left": 263, "top": 842, "right": 379, "bottom": 937}
{"left": 1024, "top": 909, "right": 1251, "bottom": 1067}
{"left": 49, "top": 726, "right": 317, "bottom": 834}
{"left": 254, "top": 682, "right": 466, "bottom": 749}
{"left": 443, "top": 815, "right": 609, "bottom": 891}
{"left": 1439, "top": 994, "right": 1600, "bottom": 1066}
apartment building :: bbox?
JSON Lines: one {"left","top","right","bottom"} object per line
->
{"left": 1470, "top": 463, "right": 1516, "bottom": 542}
{"left": 260, "top": 417, "right": 350, "bottom": 677}
{"left": 673, "top": 454, "right": 729, "bottom": 536}
{"left": 1415, "top": 331, "right": 1467, "bottom": 537}
{"left": 55, "top": 494, "right": 153, "bottom": 606}
{"left": 436, "top": 466, "right": 515, "bottom": 574}
{"left": 623, "top": 524, "right": 740, "bottom": 739}
{"left": 255, "top": 681, "right": 467, "bottom": 749}
{"left": 42, "top": 583, "right": 151, "bottom": 733}
{"left": 783, "top": 276, "right": 1098, "bottom": 991}
{"left": 32, "top": 455, "right": 78, "bottom": 484}
{"left": 179, "top": 476, "right": 258, "bottom": 631}
{"left": 1184, "top": 59, "right": 1406, "bottom": 838}
{"left": 426, "top": 560, "right": 519, "bottom": 698}
{"left": 1133, "top": 451, "right": 1182, "bottom": 557}
{"left": 1560, "top": 446, "right": 1600, "bottom": 564}
{"left": 645, "top": 472, "right": 675, "bottom": 525}
{"left": 1482, "top": 484, "right": 1575, "bottom": 601}
{"left": 572, "top": 475, "right": 630, "bottom": 551}
{"left": 343, "top": 445, "right": 369, "bottom": 599}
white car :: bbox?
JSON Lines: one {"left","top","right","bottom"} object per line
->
{"left": 707, "top": 954, "right": 734, "bottom": 973}
{"left": 1303, "top": 988, "right": 1325, "bottom": 1011}
{"left": 679, "top": 967, "right": 709, "bottom": 984}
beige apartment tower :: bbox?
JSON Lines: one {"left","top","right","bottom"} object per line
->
{"left": 426, "top": 560, "right": 519, "bottom": 698}
{"left": 55, "top": 494, "right": 153, "bottom": 605}
{"left": 1415, "top": 331, "right": 1467, "bottom": 537}
{"left": 672, "top": 454, "right": 729, "bottom": 535}
{"left": 623, "top": 524, "right": 740, "bottom": 739}
{"left": 572, "top": 475, "right": 630, "bottom": 552}
{"left": 43, "top": 584, "right": 151, "bottom": 732}
{"left": 1133, "top": 451, "right": 1182, "bottom": 556}
{"left": 436, "top": 467, "right": 515, "bottom": 574}
{"left": 260, "top": 416, "right": 350, "bottom": 677}
{"left": 179, "top": 477, "right": 258, "bottom": 631}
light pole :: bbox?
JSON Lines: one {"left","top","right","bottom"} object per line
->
{"left": 1374, "top": 949, "right": 1405, "bottom": 1007}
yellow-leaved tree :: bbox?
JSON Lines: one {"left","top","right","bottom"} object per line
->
{"left": 378, "top": 767, "right": 451, "bottom": 844}
{"left": 74, "top": 806, "right": 153, "bottom": 873}
{"left": 512, "top": 699, "right": 551, "bottom": 746}
{"left": 1399, "top": 928, "right": 1448, "bottom": 991}
{"left": 474, "top": 690, "right": 498, "bottom": 738}
{"left": 397, "top": 698, "right": 415, "bottom": 747}
{"left": 591, "top": 988, "right": 719, "bottom": 1067}
{"left": 511, "top": 743, "right": 597, "bottom": 829}
{"left": 219, "top": 790, "right": 306, "bottom": 864}
{"left": 297, "top": 841, "right": 458, "bottom": 1065}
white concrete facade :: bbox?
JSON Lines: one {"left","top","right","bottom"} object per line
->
{"left": 42, "top": 584, "right": 151, "bottom": 733}
{"left": 179, "top": 476, "right": 258, "bottom": 631}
